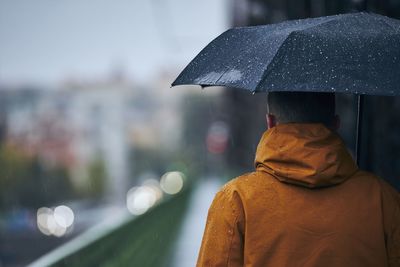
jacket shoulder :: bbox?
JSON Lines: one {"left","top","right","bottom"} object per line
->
{"left": 353, "top": 170, "right": 399, "bottom": 209}
{"left": 218, "top": 171, "right": 277, "bottom": 200}
{"left": 221, "top": 171, "right": 267, "bottom": 189}
{"left": 354, "top": 170, "right": 399, "bottom": 192}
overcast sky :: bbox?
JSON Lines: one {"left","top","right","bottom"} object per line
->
{"left": 0, "top": 0, "right": 230, "bottom": 85}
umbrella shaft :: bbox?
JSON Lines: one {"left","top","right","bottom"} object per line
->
{"left": 355, "top": 94, "right": 364, "bottom": 166}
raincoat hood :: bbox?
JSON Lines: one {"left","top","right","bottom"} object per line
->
{"left": 255, "top": 123, "right": 358, "bottom": 188}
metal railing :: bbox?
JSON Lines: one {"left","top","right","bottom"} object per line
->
{"left": 28, "top": 188, "right": 192, "bottom": 267}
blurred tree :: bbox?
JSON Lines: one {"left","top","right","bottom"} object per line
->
{"left": 86, "top": 157, "right": 107, "bottom": 198}
{"left": 127, "top": 147, "right": 190, "bottom": 191}
{"left": 0, "top": 97, "right": 6, "bottom": 147}
{"left": 0, "top": 145, "right": 75, "bottom": 212}
{"left": 0, "top": 146, "right": 31, "bottom": 210}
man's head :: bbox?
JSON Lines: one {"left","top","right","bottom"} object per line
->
{"left": 266, "top": 92, "right": 339, "bottom": 130}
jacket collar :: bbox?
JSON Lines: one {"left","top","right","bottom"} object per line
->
{"left": 255, "top": 123, "right": 358, "bottom": 188}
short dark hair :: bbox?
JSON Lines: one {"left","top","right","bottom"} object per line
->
{"left": 267, "top": 92, "right": 335, "bottom": 126}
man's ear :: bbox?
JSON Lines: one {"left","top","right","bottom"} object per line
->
{"left": 266, "top": 114, "right": 276, "bottom": 129}
{"left": 333, "top": 115, "right": 340, "bottom": 131}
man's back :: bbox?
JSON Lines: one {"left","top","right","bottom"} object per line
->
{"left": 197, "top": 124, "right": 400, "bottom": 266}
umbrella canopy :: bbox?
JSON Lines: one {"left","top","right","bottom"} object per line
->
{"left": 172, "top": 12, "right": 400, "bottom": 96}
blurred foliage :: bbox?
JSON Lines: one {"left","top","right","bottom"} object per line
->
{"left": 45, "top": 187, "right": 191, "bottom": 267}
{"left": 0, "top": 145, "right": 75, "bottom": 212}
{"left": 129, "top": 146, "right": 195, "bottom": 187}
{"left": 85, "top": 157, "right": 107, "bottom": 198}
{"left": 130, "top": 148, "right": 171, "bottom": 179}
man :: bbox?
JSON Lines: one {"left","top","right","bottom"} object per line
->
{"left": 197, "top": 92, "right": 400, "bottom": 267}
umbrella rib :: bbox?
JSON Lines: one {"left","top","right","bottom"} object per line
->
{"left": 379, "top": 17, "right": 400, "bottom": 33}
{"left": 254, "top": 15, "right": 356, "bottom": 92}
{"left": 254, "top": 31, "right": 295, "bottom": 92}
{"left": 214, "top": 68, "right": 230, "bottom": 85}
{"left": 367, "top": 12, "right": 400, "bottom": 32}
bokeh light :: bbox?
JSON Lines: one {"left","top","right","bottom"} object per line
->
{"left": 36, "top": 205, "right": 75, "bottom": 237}
{"left": 142, "top": 179, "right": 164, "bottom": 201}
{"left": 54, "top": 205, "right": 75, "bottom": 228}
{"left": 126, "top": 179, "right": 163, "bottom": 215}
{"left": 206, "top": 121, "right": 230, "bottom": 154}
{"left": 160, "top": 171, "right": 185, "bottom": 195}
{"left": 37, "top": 207, "right": 53, "bottom": 236}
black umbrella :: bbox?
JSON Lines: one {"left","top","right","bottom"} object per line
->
{"left": 172, "top": 12, "right": 400, "bottom": 165}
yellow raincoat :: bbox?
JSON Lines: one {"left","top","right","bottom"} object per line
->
{"left": 197, "top": 124, "right": 400, "bottom": 267}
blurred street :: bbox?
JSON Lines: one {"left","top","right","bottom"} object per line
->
{"left": 0, "top": 203, "right": 127, "bottom": 267}
{"left": 171, "top": 178, "right": 221, "bottom": 267}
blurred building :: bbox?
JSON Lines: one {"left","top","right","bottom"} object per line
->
{"left": 0, "top": 71, "right": 187, "bottom": 204}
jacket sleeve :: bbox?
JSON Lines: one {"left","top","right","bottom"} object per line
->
{"left": 380, "top": 180, "right": 400, "bottom": 266}
{"left": 197, "top": 185, "right": 245, "bottom": 267}
{"left": 388, "top": 205, "right": 400, "bottom": 267}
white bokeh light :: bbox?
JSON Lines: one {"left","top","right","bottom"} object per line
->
{"left": 54, "top": 205, "right": 75, "bottom": 228}
{"left": 37, "top": 207, "right": 53, "bottom": 236}
{"left": 126, "top": 182, "right": 163, "bottom": 215}
{"left": 36, "top": 205, "right": 75, "bottom": 237}
{"left": 160, "top": 171, "right": 185, "bottom": 195}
